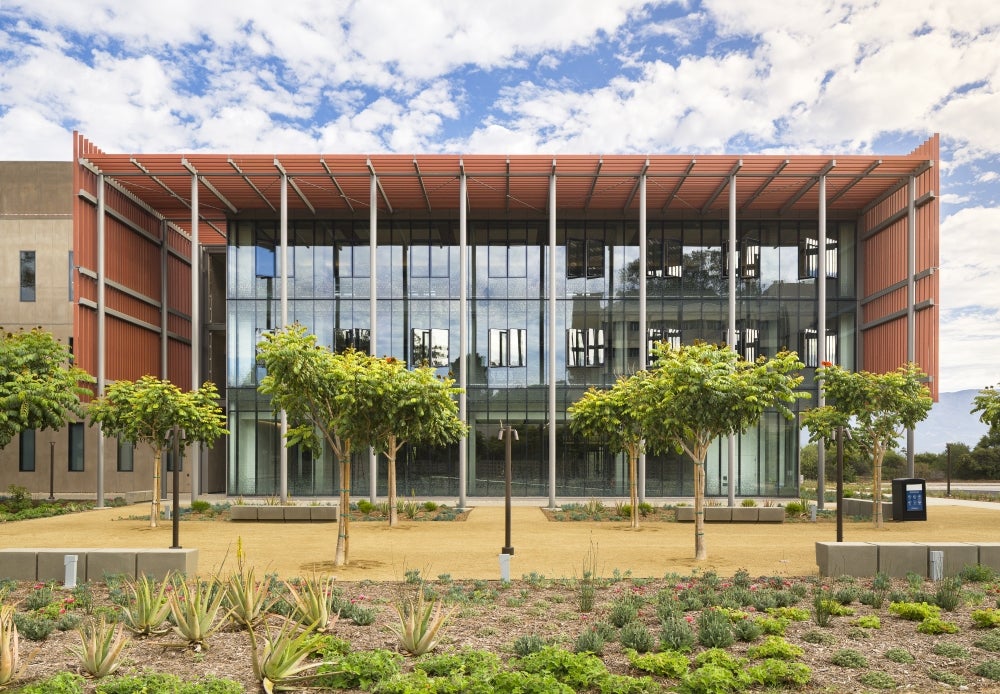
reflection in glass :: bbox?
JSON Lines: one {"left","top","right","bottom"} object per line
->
{"left": 647, "top": 326, "right": 681, "bottom": 361}
{"left": 336, "top": 328, "right": 371, "bottom": 353}
{"left": 798, "top": 237, "right": 838, "bottom": 279}
{"left": 412, "top": 328, "right": 449, "bottom": 367}
{"left": 567, "top": 328, "right": 605, "bottom": 367}
{"left": 801, "top": 328, "right": 838, "bottom": 367}
{"left": 489, "top": 328, "right": 526, "bottom": 367}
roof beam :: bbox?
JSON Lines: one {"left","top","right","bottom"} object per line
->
{"left": 366, "top": 159, "right": 393, "bottom": 215}
{"left": 583, "top": 156, "right": 603, "bottom": 211}
{"left": 130, "top": 159, "right": 225, "bottom": 238}
{"left": 779, "top": 159, "right": 836, "bottom": 214}
{"left": 739, "top": 159, "right": 788, "bottom": 212}
{"left": 181, "top": 158, "right": 238, "bottom": 214}
{"left": 623, "top": 159, "right": 649, "bottom": 212}
{"left": 274, "top": 158, "right": 315, "bottom": 215}
{"left": 413, "top": 158, "right": 432, "bottom": 212}
{"left": 228, "top": 158, "right": 276, "bottom": 211}
{"left": 319, "top": 158, "right": 355, "bottom": 213}
{"left": 505, "top": 157, "right": 511, "bottom": 213}
{"left": 700, "top": 160, "right": 742, "bottom": 214}
{"left": 828, "top": 160, "right": 880, "bottom": 206}
{"left": 661, "top": 159, "right": 696, "bottom": 213}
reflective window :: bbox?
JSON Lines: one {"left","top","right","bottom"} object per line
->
{"left": 336, "top": 328, "right": 371, "bottom": 353}
{"left": 647, "top": 238, "right": 682, "bottom": 278}
{"left": 19, "top": 429, "right": 35, "bottom": 471}
{"left": 648, "top": 326, "right": 681, "bottom": 362}
{"left": 801, "top": 328, "right": 838, "bottom": 367}
{"left": 567, "top": 328, "right": 605, "bottom": 367}
{"left": 737, "top": 323, "right": 760, "bottom": 361}
{"left": 412, "top": 328, "right": 449, "bottom": 367}
{"left": 799, "top": 236, "right": 838, "bottom": 279}
{"left": 117, "top": 441, "right": 134, "bottom": 472}
{"left": 68, "top": 423, "right": 84, "bottom": 472}
{"left": 20, "top": 250, "right": 35, "bottom": 302}
{"left": 489, "top": 329, "right": 526, "bottom": 367}
{"left": 567, "top": 239, "right": 605, "bottom": 279}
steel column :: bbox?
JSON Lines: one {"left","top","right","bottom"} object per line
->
{"left": 96, "top": 174, "right": 106, "bottom": 508}
{"left": 190, "top": 173, "right": 201, "bottom": 502}
{"left": 279, "top": 172, "right": 289, "bottom": 503}
{"left": 906, "top": 176, "right": 916, "bottom": 476}
{"left": 547, "top": 170, "right": 557, "bottom": 509}
{"left": 369, "top": 171, "right": 378, "bottom": 503}
{"left": 817, "top": 174, "right": 827, "bottom": 509}
{"left": 727, "top": 175, "right": 736, "bottom": 508}
{"left": 638, "top": 173, "right": 647, "bottom": 503}
{"left": 458, "top": 169, "right": 468, "bottom": 509}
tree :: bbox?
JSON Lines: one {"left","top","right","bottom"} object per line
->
{"left": 256, "top": 324, "right": 373, "bottom": 566}
{"left": 801, "top": 362, "right": 932, "bottom": 528}
{"left": 0, "top": 327, "right": 93, "bottom": 449}
{"left": 638, "top": 342, "right": 806, "bottom": 560}
{"left": 358, "top": 358, "right": 467, "bottom": 527}
{"left": 88, "top": 376, "right": 226, "bottom": 527}
{"left": 973, "top": 384, "right": 1000, "bottom": 434}
{"left": 568, "top": 372, "right": 649, "bottom": 528}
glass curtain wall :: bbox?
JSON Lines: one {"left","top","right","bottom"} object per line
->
{"left": 227, "top": 215, "right": 855, "bottom": 498}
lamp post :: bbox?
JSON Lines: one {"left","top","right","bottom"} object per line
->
{"left": 48, "top": 440, "right": 55, "bottom": 501}
{"left": 836, "top": 427, "right": 844, "bottom": 543}
{"left": 170, "top": 426, "right": 184, "bottom": 549}
{"left": 498, "top": 422, "right": 518, "bottom": 556}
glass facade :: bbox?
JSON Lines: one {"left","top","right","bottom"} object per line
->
{"left": 226, "top": 216, "right": 856, "bottom": 498}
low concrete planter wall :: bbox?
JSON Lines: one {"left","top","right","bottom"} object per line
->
{"left": 816, "top": 541, "right": 996, "bottom": 578}
{"left": 0, "top": 548, "right": 198, "bottom": 582}
{"left": 229, "top": 505, "right": 339, "bottom": 522}
{"left": 840, "top": 498, "right": 893, "bottom": 521}
{"left": 674, "top": 506, "right": 784, "bottom": 523}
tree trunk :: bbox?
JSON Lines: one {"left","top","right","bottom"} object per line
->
{"left": 335, "top": 440, "right": 352, "bottom": 566}
{"left": 872, "top": 441, "right": 884, "bottom": 529}
{"left": 628, "top": 445, "right": 639, "bottom": 529}
{"left": 694, "top": 455, "right": 707, "bottom": 561}
{"left": 150, "top": 448, "right": 161, "bottom": 528}
{"left": 388, "top": 436, "right": 398, "bottom": 527}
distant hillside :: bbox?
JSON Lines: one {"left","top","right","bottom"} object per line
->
{"left": 912, "top": 389, "right": 989, "bottom": 454}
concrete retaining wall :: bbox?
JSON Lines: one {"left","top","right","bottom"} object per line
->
{"left": 229, "top": 505, "right": 339, "bottom": 522}
{"left": 674, "top": 506, "right": 784, "bottom": 523}
{"left": 839, "top": 498, "right": 894, "bottom": 521}
{"left": 816, "top": 541, "right": 992, "bottom": 578}
{"left": 0, "top": 547, "right": 198, "bottom": 582}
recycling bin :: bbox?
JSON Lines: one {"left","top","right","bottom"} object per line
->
{"left": 891, "top": 477, "right": 927, "bottom": 521}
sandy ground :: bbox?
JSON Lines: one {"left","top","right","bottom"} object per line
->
{"left": 3, "top": 497, "right": 999, "bottom": 581}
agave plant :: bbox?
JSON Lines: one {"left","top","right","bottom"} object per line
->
{"left": 167, "top": 576, "right": 231, "bottom": 651}
{"left": 285, "top": 575, "right": 338, "bottom": 633}
{"left": 388, "top": 590, "right": 456, "bottom": 656}
{"left": 119, "top": 574, "right": 172, "bottom": 636}
{"left": 222, "top": 539, "right": 278, "bottom": 630}
{"left": 1, "top": 604, "right": 28, "bottom": 686}
{"left": 66, "top": 616, "right": 129, "bottom": 678}
{"left": 249, "top": 618, "right": 327, "bottom": 693}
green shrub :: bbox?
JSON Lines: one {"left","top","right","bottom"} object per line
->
{"left": 12, "top": 611, "right": 55, "bottom": 641}
{"left": 24, "top": 584, "right": 54, "bottom": 611}
{"left": 627, "top": 649, "right": 689, "bottom": 678}
{"left": 573, "top": 627, "right": 605, "bottom": 655}
{"left": 756, "top": 616, "right": 788, "bottom": 636}
{"left": 190, "top": 499, "right": 212, "bottom": 514}
{"left": 829, "top": 648, "right": 867, "bottom": 668}
{"left": 13, "top": 672, "right": 85, "bottom": 694}
{"left": 513, "top": 633, "right": 547, "bottom": 657}
{"left": 696, "top": 608, "right": 734, "bottom": 648}
{"left": 747, "top": 658, "right": 811, "bottom": 688}
{"left": 766, "top": 606, "right": 809, "bottom": 621}
{"left": 422, "top": 501, "right": 438, "bottom": 512}
{"left": 928, "top": 668, "right": 966, "bottom": 686}
{"left": 858, "top": 671, "right": 898, "bottom": 689}
{"left": 95, "top": 674, "right": 243, "bottom": 694}
{"left": 490, "top": 670, "right": 574, "bottom": 693}
{"left": 975, "top": 659, "right": 1000, "bottom": 680}
{"left": 356, "top": 499, "right": 375, "bottom": 514}
{"left": 747, "top": 635, "right": 803, "bottom": 660}
{"left": 679, "top": 663, "right": 749, "bottom": 694}
{"left": 859, "top": 589, "right": 888, "bottom": 609}
{"left": 883, "top": 647, "right": 914, "bottom": 663}
{"left": 932, "top": 641, "right": 970, "bottom": 658}
{"left": 659, "top": 613, "right": 696, "bottom": 652}
{"left": 619, "top": 621, "right": 655, "bottom": 653}
{"left": 783, "top": 500, "right": 806, "bottom": 516}
{"left": 347, "top": 603, "right": 378, "bottom": 626}
{"left": 515, "top": 646, "right": 609, "bottom": 690}
{"left": 693, "top": 647, "right": 746, "bottom": 671}
{"left": 415, "top": 649, "right": 500, "bottom": 678}
{"left": 740, "top": 498, "right": 757, "bottom": 507}
{"left": 316, "top": 649, "right": 403, "bottom": 690}
{"left": 853, "top": 615, "right": 880, "bottom": 629}
{"left": 959, "top": 564, "right": 995, "bottom": 582}
{"left": 917, "top": 616, "right": 959, "bottom": 634}
{"left": 801, "top": 629, "right": 835, "bottom": 645}
{"left": 832, "top": 586, "right": 859, "bottom": 605}
{"left": 935, "top": 576, "right": 963, "bottom": 611}
{"left": 972, "top": 608, "right": 1000, "bottom": 628}
{"left": 637, "top": 502, "right": 654, "bottom": 516}
{"left": 889, "top": 601, "right": 940, "bottom": 621}
{"left": 608, "top": 599, "right": 639, "bottom": 628}
{"left": 732, "top": 616, "right": 763, "bottom": 642}
{"left": 975, "top": 629, "right": 1000, "bottom": 652}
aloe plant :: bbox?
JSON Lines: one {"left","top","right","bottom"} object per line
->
{"left": 285, "top": 575, "right": 338, "bottom": 633}
{"left": 1, "top": 604, "right": 27, "bottom": 686}
{"left": 167, "top": 577, "right": 231, "bottom": 650}
{"left": 223, "top": 542, "right": 278, "bottom": 630}
{"left": 249, "top": 618, "right": 327, "bottom": 693}
{"left": 120, "top": 574, "right": 172, "bottom": 636}
{"left": 67, "top": 616, "right": 129, "bottom": 677}
{"left": 388, "top": 590, "right": 456, "bottom": 656}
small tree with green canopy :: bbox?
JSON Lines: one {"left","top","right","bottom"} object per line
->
{"left": 801, "top": 362, "right": 932, "bottom": 528}
{"left": 256, "top": 324, "right": 373, "bottom": 566}
{"left": 88, "top": 376, "right": 226, "bottom": 527}
{"left": 358, "top": 357, "right": 467, "bottom": 526}
{"left": 638, "top": 342, "right": 807, "bottom": 560}
{"left": 568, "top": 371, "right": 649, "bottom": 528}
{"left": 973, "top": 384, "right": 1000, "bottom": 434}
{"left": 0, "top": 327, "right": 94, "bottom": 450}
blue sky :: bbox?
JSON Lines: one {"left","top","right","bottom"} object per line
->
{"left": 1, "top": 0, "right": 998, "bottom": 395}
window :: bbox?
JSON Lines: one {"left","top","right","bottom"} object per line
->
{"left": 20, "top": 250, "right": 36, "bottom": 301}
{"left": 489, "top": 245, "right": 527, "bottom": 278}
{"left": 489, "top": 329, "right": 526, "bottom": 367}
{"left": 567, "top": 239, "right": 605, "bottom": 279}
{"left": 336, "top": 328, "right": 371, "bottom": 354}
{"left": 647, "top": 239, "right": 682, "bottom": 278}
{"left": 798, "top": 237, "right": 838, "bottom": 279}
{"left": 736, "top": 324, "right": 760, "bottom": 361}
{"left": 721, "top": 239, "right": 760, "bottom": 279}
{"left": 567, "top": 328, "right": 605, "bottom": 367}
{"left": 647, "top": 327, "right": 681, "bottom": 362}
{"left": 19, "top": 429, "right": 35, "bottom": 472}
{"left": 68, "top": 422, "right": 84, "bottom": 471}
{"left": 410, "top": 245, "right": 450, "bottom": 278}
{"left": 801, "top": 328, "right": 838, "bottom": 367}
{"left": 412, "top": 328, "right": 449, "bottom": 367}
{"left": 117, "top": 441, "right": 134, "bottom": 472}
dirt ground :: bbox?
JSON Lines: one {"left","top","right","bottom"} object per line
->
{"left": 2, "top": 498, "right": 998, "bottom": 581}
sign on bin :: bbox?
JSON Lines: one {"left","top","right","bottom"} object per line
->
{"left": 905, "top": 484, "right": 925, "bottom": 512}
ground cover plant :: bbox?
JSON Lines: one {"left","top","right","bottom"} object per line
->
{"left": 4, "top": 567, "right": 1000, "bottom": 692}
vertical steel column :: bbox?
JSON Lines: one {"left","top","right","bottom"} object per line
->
{"left": 160, "top": 221, "right": 168, "bottom": 379}
{"left": 458, "top": 166, "right": 468, "bottom": 509}
{"left": 96, "top": 174, "right": 106, "bottom": 508}
{"left": 638, "top": 172, "right": 647, "bottom": 503}
{"left": 727, "top": 175, "right": 737, "bottom": 508}
{"left": 279, "top": 172, "right": 289, "bottom": 503}
{"left": 547, "top": 166, "right": 557, "bottom": 509}
{"left": 190, "top": 173, "right": 201, "bottom": 502}
{"left": 816, "top": 174, "right": 827, "bottom": 509}
{"left": 906, "top": 176, "right": 916, "bottom": 476}
{"left": 369, "top": 169, "right": 378, "bottom": 503}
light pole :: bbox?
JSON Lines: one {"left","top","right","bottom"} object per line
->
{"left": 170, "top": 426, "right": 185, "bottom": 549}
{"left": 48, "top": 440, "right": 55, "bottom": 501}
{"left": 498, "top": 422, "right": 518, "bottom": 556}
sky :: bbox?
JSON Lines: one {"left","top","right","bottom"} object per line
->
{"left": 1, "top": 0, "right": 998, "bottom": 395}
